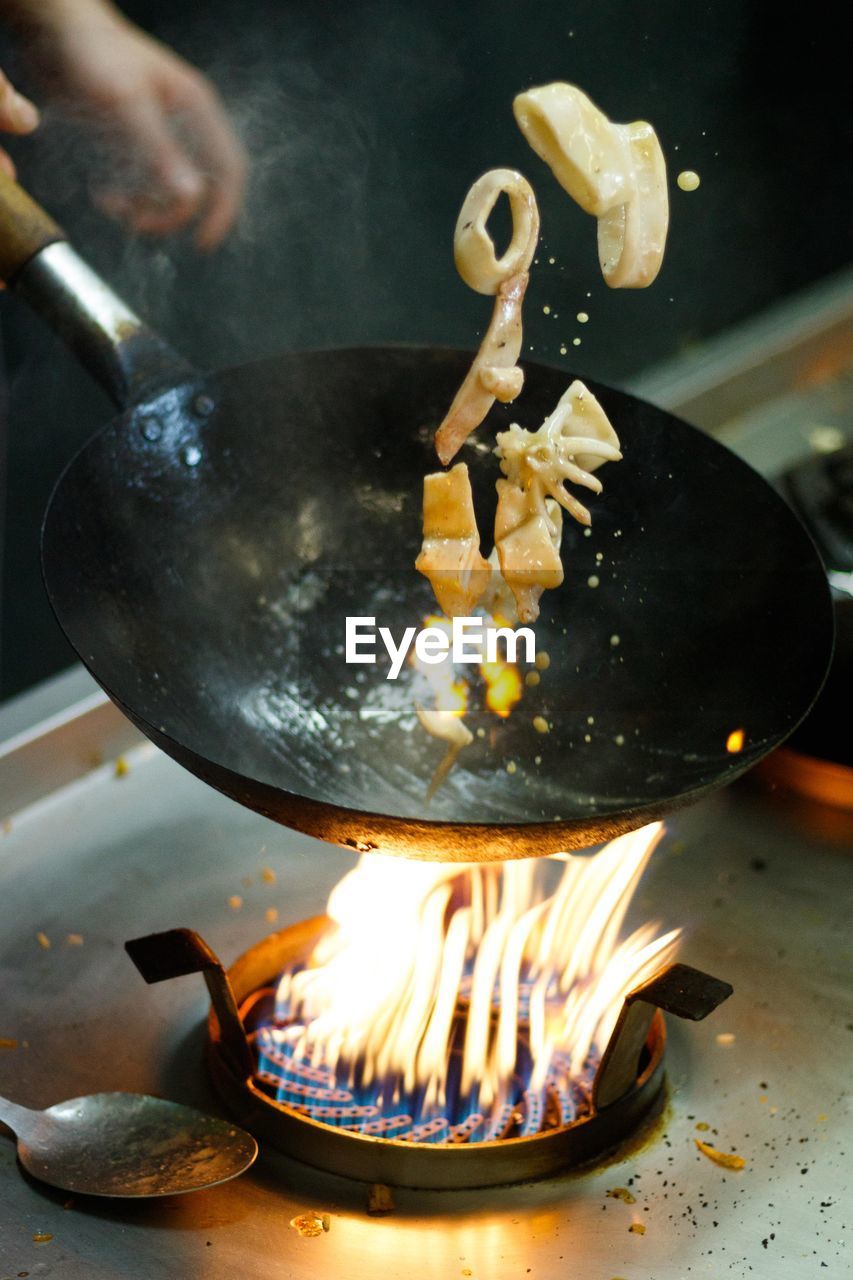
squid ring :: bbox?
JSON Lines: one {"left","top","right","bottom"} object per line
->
{"left": 454, "top": 168, "right": 540, "bottom": 296}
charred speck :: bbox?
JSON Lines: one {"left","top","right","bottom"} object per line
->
{"left": 750, "top": 857, "right": 767, "bottom": 871}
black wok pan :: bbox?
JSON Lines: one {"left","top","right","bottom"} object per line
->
{"left": 0, "top": 174, "right": 834, "bottom": 860}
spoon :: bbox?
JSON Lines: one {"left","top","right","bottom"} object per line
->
{"left": 0, "top": 1090, "right": 258, "bottom": 1197}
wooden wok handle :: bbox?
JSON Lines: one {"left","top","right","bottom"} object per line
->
{"left": 0, "top": 168, "right": 65, "bottom": 284}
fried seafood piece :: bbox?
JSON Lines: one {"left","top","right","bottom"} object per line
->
{"left": 435, "top": 169, "right": 539, "bottom": 465}
{"left": 415, "top": 462, "right": 490, "bottom": 618}
{"left": 493, "top": 489, "right": 564, "bottom": 625}
{"left": 493, "top": 381, "right": 621, "bottom": 622}
{"left": 416, "top": 704, "right": 474, "bottom": 800}
{"left": 513, "top": 82, "right": 668, "bottom": 288}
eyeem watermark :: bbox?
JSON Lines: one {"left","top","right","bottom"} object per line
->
{"left": 345, "top": 616, "right": 536, "bottom": 679}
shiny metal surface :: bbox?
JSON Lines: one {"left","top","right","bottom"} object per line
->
{"left": 16, "top": 242, "right": 192, "bottom": 408}
{"left": 0, "top": 1090, "right": 257, "bottom": 1198}
{"left": 0, "top": 698, "right": 850, "bottom": 1278}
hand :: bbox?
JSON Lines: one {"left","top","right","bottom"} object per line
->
{"left": 0, "top": 65, "right": 40, "bottom": 178}
{"left": 19, "top": 0, "right": 247, "bottom": 249}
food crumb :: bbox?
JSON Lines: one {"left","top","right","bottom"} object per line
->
{"left": 532, "top": 716, "right": 550, "bottom": 735}
{"left": 0, "top": 1037, "right": 18, "bottom": 1050}
{"left": 695, "top": 1138, "right": 746, "bottom": 1169}
{"left": 535, "top": 651, "right": 551, "bottom": 670}
{"left": 32, "top": 1233, "right": 53, "bottom": 1244}
{"left": 261, "top": 868, "right": 277, "bottom": 884}
{"left": 36, "top": 931, "right": 51, "bottom": 950}
{"left": 265, "top": 907, "right": 279, "bottom": 924}
{"left": 606, "top": 1187, "right": 636, "bottom": 1204}
{"left": 462, "top": 1271, "right": 473, "bottom": 1277}
{"left": 114, "top": 756, "right": 129, "bottom": 778}
{"left": 628, "top": 1222, "right": 646, "bottom": 1235}
{"left": 290, "top": 1213, "right": 325, "bottom": 1238}
{"left": 677, "top": 169, "right": 701, "bottom": 191}
{"left": 66, "top": 933, "right": 84, "bottom": 947}
{"left": 695, "top": 1121, "right": 710, "bottom": 1131}
{"left": 367, "top": 1183, "right": 395, "bottom": 1216}
{"left": 228, "top": 895, "right": 243, "bottom": 912}
{"left": 716, "top": 1032, "right": 735, "bottom": 1045}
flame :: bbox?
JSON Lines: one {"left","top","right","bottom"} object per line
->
{"left": 480, "top": 659, "right": 523, "bottom": 718}
{"left": 266, "top": 823, "right": 679, "bottom": 1139}
{"left": 726, "top": 728, "right": 745, "bottom": 754}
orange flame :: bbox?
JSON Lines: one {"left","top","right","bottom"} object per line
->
{"left": 277, "top": 823, "right": 679, "bottom": 1119}
{"left": 480, "top": 660, "right": 523, "bottom": 717}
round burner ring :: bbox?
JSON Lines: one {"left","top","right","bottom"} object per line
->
{"left": 205, "top": 920, "right": 667, "bottom": 1189}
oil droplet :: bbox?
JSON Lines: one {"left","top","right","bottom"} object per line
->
{"left": 695, "top": 1121, "right": 710, "bottom": 1131}
{"left": 506, "top": 760, "right": 517, "bottom": 774}
{"left": 584, "top": 733, "right": 592, "bottom": 743}
{"left": 525, "top": 670, "right": 540, "bottom": 688}
{"left": 548, "top": 256, "right": 556, "bottom": 264}
{"left": 716, "top": 1032, "right": 735, "bottom": 1045}
{"left": 228, "top": 895, "right": 243, "bottom": 911}
{"left": 183, "top": 444, "right": 202, "bottom": 467}
{"left": 614, "top": 734, "right": 625, "bottom": 746}
{"left": 577, "top": 311, "right": 589, "bottom": 323}
{"left": 36, "top": 931, "right": 51, "bottom": 950}
{"left": 572, "top": 337, "right": 582, "bottom": 346}
{"left": 542, "top": 304, "right": 551, "bottom": 315}
{"left": 587, "top": 575, "right": 600, "bottom": 588}
{"left": 677, "top": 170, "right": 701, "bottom": 192}
{"left": 533, "top": 716, "right": 550, "bottom": 734}
{"left": 535, "top": 651, "right": 551, "bottom": 670}
{"left": 726, "top": 727, "right": 745, "bottom": 753}
{"left": 586, "top": 715, "right": 594, "bottom": 725}
{"left": 559, "top": 344, "right": 568, "bottom": 355}
{"left": 266, "top": 906, "right": 279, "bottom": 923}
{"left": 476, "top": 726, "right": 486, "bottom": 738}
{"left": 534, "top": 755, "right": 542, "bottom": 765}
{"left": 610, "top": 634, "right": 621, "bottom": 647}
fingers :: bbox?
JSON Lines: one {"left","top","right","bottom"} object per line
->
{"left": 0, "top": 147, "right": 16, "bottom": 179}
{"left": 169, "top": 75, "right": 247, "bottom": 250}
{"left": 0, "top": 68, "right": 40, "bottom": 136}
{"left": 93, "top": 93, "right": 207, "bottom": 237}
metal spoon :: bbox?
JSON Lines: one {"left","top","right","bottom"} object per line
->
{"left": 0, "top": 1090, "right": 258, "bottom": 1197}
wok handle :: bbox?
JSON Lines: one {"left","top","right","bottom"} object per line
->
{"left": 0, "top": 170, "right": 194, "bottom": 410}
{"left": 0, "top": 169, "right": 64, "bottom": 281}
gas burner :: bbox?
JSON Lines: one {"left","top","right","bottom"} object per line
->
{"left": 125, "top": 924, "right": 731, "bottom": 1189}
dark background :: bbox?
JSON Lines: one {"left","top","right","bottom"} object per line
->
{"left": 1, "top": 0, "right": 850, "bottom": 699}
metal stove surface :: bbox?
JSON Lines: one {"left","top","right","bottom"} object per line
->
{"left": 0, "top": 698, "right": 850, "bottom": 1280}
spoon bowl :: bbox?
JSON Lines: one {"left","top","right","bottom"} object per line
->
{"left": 0, "top": 1090, "right": 257, "bottom": 1197}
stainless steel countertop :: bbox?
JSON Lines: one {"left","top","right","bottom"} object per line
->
{"left": 0, "top": 701, "right": 850, "bottom": 1279}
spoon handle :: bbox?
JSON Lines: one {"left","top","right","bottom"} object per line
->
{"left": 0, "top": 1094, "right": 38, "bottom": 1138}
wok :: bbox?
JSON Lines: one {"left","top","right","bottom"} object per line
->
{"left": 0, "top": 172, "right": 834, "bottom": 860}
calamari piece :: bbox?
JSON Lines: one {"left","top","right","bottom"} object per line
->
{"left": 435, "top": 272, "right": 528, "bottom": 466}
{"left": 493, "top": 381, "right": 621, "bottom": 621}
{"left": 415, "top": 462, "right": 490, "bottom": 617}
{"left": 435, "top": 169, "right": 539, "bottom": 465}
{"left": 454, "top": 168, "right": 540, "bottom": 295}
{"left": 494, "top": 486, "right": 564, "bottom": 624}
{"left": 480, "top": 545, "right": 519, "bottom": 624}
{"left": 416, "top": 704, "right": 474, "bottom": 799}
{"left": 597, "top": 121, "right": 668, "bottom": 288}
{"left": 513, "top": 82, "right": 668, "bottom": 288}
{"left": 496, "top": 381, "right": 622, "bottom": 527}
